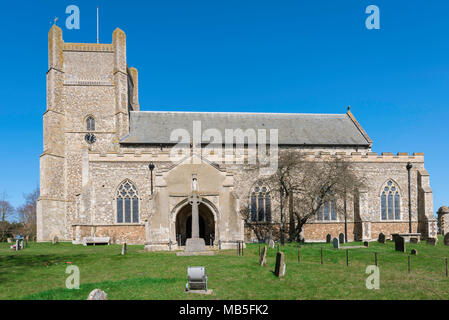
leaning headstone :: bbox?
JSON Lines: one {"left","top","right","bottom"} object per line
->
{"left": 121, "top": 243, "right": 127, "bottom": 255}
{"left": 274, "top": 252, "right": 286, "bottom": 277}
{"left": 378, "top": 233, "right": 386, "bottom": 244}
{"left": 332, "top": 238, "right": 340, "bottom": 249}
{"left": 269, "top": 239, "right": 275, "bottom": 249}
{"left": 326, "top": 234, "right": 332, "bottom": 243}
{"left": 426, "top": 238, "right": 438, "bottom": 246}
{"left": 52, "top": 236, "right": 58, "bottom": 245}
{"left": 444, "top": 233, "right": 449, "bottom": 246}
{"left": 259, "top": 246, "right": 267, "bottom": 266}
{"left": 411, "top": 249, "right": 418, "bottom": 255}
{"left": 363, "top": 241, "right": 369, "bottom": 248}
{"left": 87, "top": 289, "right": 108, "bottom": 300}
{"left": 339, "top": 233, "right": 345, "bottom": 244}
{"left": 410, "top": 238, "right": 418, "bottom": 244}
{"left": 395, "top": 236, "right": 406, "bottom": 252}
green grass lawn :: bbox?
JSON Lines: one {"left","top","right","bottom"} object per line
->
{"left": 1, "top": 237, "right": 449, "bottom": 300}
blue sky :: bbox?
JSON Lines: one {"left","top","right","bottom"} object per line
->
{"left": 0, "top": 0, "right": 448, "bottom": 215}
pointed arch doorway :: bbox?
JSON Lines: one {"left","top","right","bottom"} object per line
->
{"left": 175, "top": 202, "right": 215, "bottom": 246}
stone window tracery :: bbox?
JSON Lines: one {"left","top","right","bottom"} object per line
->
{"left": 116, "top": 180, "right": 139, "bottom": 223}
{"left": 316, "top": 199, "right": 337, "bottom": 221}
{"left": 250, "top": 184, "right": 271, "bottom": 222}
{"left": 381, "top": 180, "right": 401, "bottom": 220}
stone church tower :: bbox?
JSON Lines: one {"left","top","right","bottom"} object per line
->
{"left": 38, "top": 26, "right": 437, "bottom": 248}
{"left": 37, "top": 25, "right": 138, "bottom": 241}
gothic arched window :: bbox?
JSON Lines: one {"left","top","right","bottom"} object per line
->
{"left": 86, "top": 116, "right": 95, "bottom": 131}
{"left": 316, "top": 199, "right": 337, "bottom": 221}
{"left": 250, "top": 185, "right": 271, "bottom": 222}
{"left": 381, "top": 180, "right": 401, "bottom": 220}
{"left": 116, "top": 180, "right": 139, "bottom": 223}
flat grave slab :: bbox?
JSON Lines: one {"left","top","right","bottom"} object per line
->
{"left": 186, "top": 289, "right": 214, "bottom": 295}
{"left": 82, "top": 237, "right": 110, "bottom": 246}
{"left": 176, "top": 251, "right": 215, "bottom": 256}
{"left": 392, "top": 233, "right": 421, "bottom": 243}
{"left": 338, "top": 246, "right": 367, "bottom": 249}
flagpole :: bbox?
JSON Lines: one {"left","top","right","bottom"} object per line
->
{"left": 96, "top": 6, "right": 99, "bottom": 44}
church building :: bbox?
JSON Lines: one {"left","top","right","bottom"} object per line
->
{"left": 37, "top": 26, "right": 437, "bottom": 249}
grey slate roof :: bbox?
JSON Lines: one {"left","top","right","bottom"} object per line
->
{"left": 120, "top": 111, "right": 371, "bottom": 146}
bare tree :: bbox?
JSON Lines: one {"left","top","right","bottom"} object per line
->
{"left": 0, "top": 191, "right": 15, "bottom": 241}
{"left": 256, "top": 151, "right": 365, "bottom": 242}
{"left": 16, "top": 187, "right": 39, "bottom": 240}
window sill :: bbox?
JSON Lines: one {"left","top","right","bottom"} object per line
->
{"left": 247, "top": 221, "right": 273, "bottom": 224}
{"left": 72, "top": 223, "right": 145, "bottom": 227}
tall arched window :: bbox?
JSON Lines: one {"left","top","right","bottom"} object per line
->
{"left": 381, "top": 180, "right": 401, "bottom": 220}
{"left": 250, "top": 184, "right": 271, "bottom": 222}
{"left": 316, "top": 199, "right": 337, "bottom": 221}
{"left": 86, "top": 116, "right": 95, "bottom": 131}
{"left": 116, "top": 180, "right": 139, "bottom": 223}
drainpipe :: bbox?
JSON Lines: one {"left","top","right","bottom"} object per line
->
{"left": 406, "top": 162, "right": 413, "bottom": 233}
{"left": 149, "top": 162, "right": 155, "bottom": 195}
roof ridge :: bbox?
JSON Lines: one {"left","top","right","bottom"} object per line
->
{"left": 131, "top": 110, "right": 347, "bottom": 116}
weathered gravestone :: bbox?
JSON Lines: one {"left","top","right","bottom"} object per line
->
{"left": 411, "top": 249, "right": 418, "bottom": 255}
{"left": 20, "top": 240, "right": 24, "bottom": 250}
{"left": 52, "top": 236, "right": 58, "bottom": 245}
{"left": 326, "top": 234, "right": 332, "bottom": 243}
{"left": 87, "top": 289, "right": 108, "bottom": 300}
{"left": 274, "top": 252, "right": 286, "bottom": 277}
{"left": 332, "top": 238, "right": 340, "bottom": 249}
{"left": 444, "top": 233, "right": 449, "bottom": 246}
{"left": 259, "top": 246, "right": 267, "bottom": 266}
{"left": 426, "top": 238, "right": 438, "bottom": 246}
{"left": 378, "top": 233, "right": 386, "bottom": 244}
{"left": 395, "top": 236, "right": 406, "bottom": 252}
{"left": 121, "top": 243, "right": 127, "bottom": 255}
{"left": 339, "top": 233, "right": 345, "bottom": 244}
{"left": 363, "top": 241, "right": 369, "bottom": 248}
{"left": 269, "top": 239, "right": 275, "bottom": 249}
{"left": 15, "top": 240, "right": 19, "bottom": 251}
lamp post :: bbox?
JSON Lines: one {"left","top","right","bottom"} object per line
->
{"left": 280, "top": 187, "right": 285, "bottom": 246}
{"left": 149, "top": 162, "right": 155, "bottom": 195}
{"left": 406, "top": 162, "right": 413, "bottom": 233}
{"left": 344, "top": 187, "right": 348, "bottom": 243}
